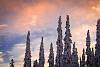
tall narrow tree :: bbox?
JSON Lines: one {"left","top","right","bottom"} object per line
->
{"left": 55, "top": 16, "right": 63, "bottom": 67}
{"left": 10, "top": 59, "right": 14, "bottom": 67}
{"left": 95, "top": 19, "right": 100, "bottom": 67}
{"left": 71, "top": 42, "right": 79, "bottom": 67}
{"left": 81, "top": 49, "right": 85, "bottom": 67}
{"left": 80, "top": 57, "right": 82, "bottom": 67}
{"left": 39, "top": 37, "right": 45, "bottom": 67}
{"left": 24, "top": 31, "right": 31, "bottom": 67}
{"left": 63, "top": 15, "right": 72, "bottom": 67}
{"left": 91, "top": 48, "right": 95, "bottom": 67}
{"left": 86, "top": 30, "right": 91, "bottom": 67}
{"left": 48, "top": 42, "right": 54, "bottom": 67}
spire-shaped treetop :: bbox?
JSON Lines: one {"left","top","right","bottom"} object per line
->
{"left": 39, "top": 37, "right": 45, "bottom": 67}
{"left": 66, "top": 15, "right": 69, "bottom": 23}
{"left": 24, "top": 31, "right": 31, "bottom": 67}
{"left": 83, "top": 49, "right": 85, "bottom": 55}
{"left": 64, "top": 15, "right": 72, "bottom": 42}
{"left": 27, "top": 31, "right": 30, "bottom": 41}
{"left": 50, "top": 42, "right": 53, "bottom": 52}
{"left": 58, "top": 15, "right": 62, "bottom": 24}
{"left": 97, "top": 19, "right": 100, "bottom": 26}
{"left": 86, "top": 30, "right": 91, "bottom": 46}
{"left": 42, "top": 37, "right": 43, "bottom": 42}
{"left": 48, "top": 42, "right": 54, "bottom": 67}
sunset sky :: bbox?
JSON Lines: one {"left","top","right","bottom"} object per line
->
{"left": 0, "top": 0, "right": 100, "bottom": 67}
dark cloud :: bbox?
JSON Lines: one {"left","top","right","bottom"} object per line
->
{"left": 31, "top": 28, "right": 56, "bottom": 39}
{"left": 0, "top": 33, "right": 26, "bottom": 62}
{"left": 0, "top": 26, "right": 56, "bottom": 62}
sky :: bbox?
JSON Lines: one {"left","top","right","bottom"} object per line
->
{"left": 0, "top": 0, "right": 100, "bottom": 67}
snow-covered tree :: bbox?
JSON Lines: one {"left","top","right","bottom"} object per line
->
{"left": 63, "top": 15, "right": 72, "bottom": 67}
{"left": 95, "top": 19, "right": 100, "bottom": 67}
{"left": 81, "top": 49, "right": 85, "bottom": 67}
{"left": 24, "top": 31, "right": 31, "bottom": 67}
{"left": 71, "top": 42, "right": 79, "bottom": 67}
{"left": 48, "top": 42, "right": 54, "bottom": 67}
{"left": 39, "top": 37, "right": 45, "bottom": 67}
{"left": 55, "top": 16, "right": 63, "bottom": 67}
{"left": 91, "top": 48, "right": 95, "bottom": 67}
{"left": 86, "top": 30, "right": 91, "bottom": 67}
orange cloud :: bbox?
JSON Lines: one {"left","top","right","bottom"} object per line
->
{"left": 0, "top": 24, "right": 7, "bottom": 28}
{"left": 1, "top": 0, "right": 100, "bottom": 33}
{"left": 8, "top": 1, "right": 57, "bottom": 33}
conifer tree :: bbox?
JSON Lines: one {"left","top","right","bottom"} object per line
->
{"left": 39, "top": 37, "right": 45, "bottom": 67}
{"left": 86, "top": 30, "right": 91, "bottom": 67}
{"left": 48, "top": 42, "right": 54, "bottom": 67}
{"left": 10, "top": 59, "right": 14, "bottom": 67}
{"left": 63, "top": 15, "right": 72, "bottom": 67}
{"left": 95, "top": 19, "right": 100, "bottom": 67}
{"left": 24, "top": 31, "right": 31, "bottom": 67}
{"left": 71, "top": 42, "right": 79, "bottom": 67}
{"left": 91, "top": 48, "right": 95, "bottom": 67}
{"left": 81, "top": 49, "right": 85, "bottom": 67}
{"left": 55, "top": 16, "right": 63, "bottom": 67}
{"left": 80, "top": 57, "right": 82, "bottom": 67}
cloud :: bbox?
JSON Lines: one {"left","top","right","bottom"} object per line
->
{"left": 0, "top": 0, "right": 100, "bottom": 67}
{"left": 0, "top": 24, "right": 7, "bottom": 29}
{"left": 6, "top": 43, "right": 25, "bottom": 67}
{"left": 0, "top": 63, "right": 9, "bottom": 67}
{"left": 0, "top": 0, "right": 100, "bottom": 33}
{"left": 92, "top": 6, "right": 100, "bottom": 12}
{"left": 0, "top": 52, "right": 4, "bottom": 62}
